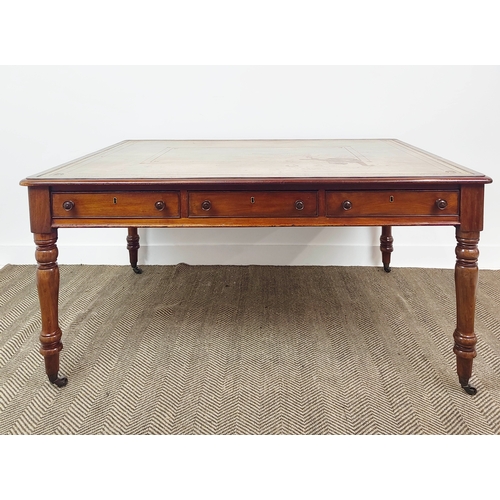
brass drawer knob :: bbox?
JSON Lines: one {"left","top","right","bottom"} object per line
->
{"left": 62, "top": 200, "right": 75, "bottom": 211}
{"left": 155, "top": 200, "right": 166, "bottom": 211}
{"left": 342, "top": 200, "right": 352, "bottom": 211}
{"left": 201, "top": 200, "right": 212, "bottom": 211}
{"left": 295, "top": 200, "right": 304, "bottom": 211}
{"left": 436, "top": 199, "right": 448, "bottom": 210}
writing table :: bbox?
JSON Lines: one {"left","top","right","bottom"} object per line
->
{"left": 20, "top": 139, "right": 492, "bottom": 394}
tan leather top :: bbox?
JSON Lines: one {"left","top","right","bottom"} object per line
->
{"left": 23, "top": 139, "right": 487, "bottom": 181}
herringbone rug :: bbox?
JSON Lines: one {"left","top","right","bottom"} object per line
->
{"left": 1, "top": 264, "right": 500, "bottom": 434}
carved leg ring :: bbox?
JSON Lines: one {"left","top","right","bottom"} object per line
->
{"left": 454, "top": 229, "right": 479, "bottom": 395}
{"left": 127, "top": 227, "right": 142, "bottom": 274}
{"left": 380, "top": 226, "right": 394, "bottom": 273}
{"left": 35, "top": 231, "right": 67, "bottom": 387}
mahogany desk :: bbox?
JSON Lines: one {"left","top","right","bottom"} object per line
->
{"left": 20, "top": 139, "right": 492, "bottom": 394}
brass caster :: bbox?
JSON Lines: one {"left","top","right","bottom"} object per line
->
{"left": 461, "top": 383, "right": 477, "bottom": 395}
{"left": 49, "top": 373, "right": 68, "bottom": 388}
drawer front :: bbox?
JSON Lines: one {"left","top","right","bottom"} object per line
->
{"left": 52, "top": 191, "right": 180, "bottom": 218}
{"left": 189, "top": 191, "right": 318, "bottom": 217}
{"left": 326, "top": 190, "right": 459, "bottom": 217}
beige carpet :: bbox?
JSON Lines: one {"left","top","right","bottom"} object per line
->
{"left": 1, "top": 263, "right": 500, "bottom": 435}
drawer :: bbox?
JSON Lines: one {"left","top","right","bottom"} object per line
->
{"left": 189, "top": 191, "right": 318, "bottom": 217}
{"left": 326, "top": 190, "right": 459, "bottom": 217}
{"left": 52, "top": 191, "right": 180, "bottom": 218}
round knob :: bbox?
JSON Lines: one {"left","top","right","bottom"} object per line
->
{"left": 436, "top": 199, "right": 448, "bottom": 210}
{"left": 201, "top": 200, "right": 211, "bottom": 211}
{"left": 295, "top": 200, "right": 304, "bottom": 211}
{"left": 62, "top": 200, "right": 74, "bottom": 211}
{"left": 342, "top": 200, "right": 352, "bottom": 211}
{"left": 155, "top": 200, "right": 165, "bottom": 211}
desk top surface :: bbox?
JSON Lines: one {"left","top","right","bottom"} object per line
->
{"left": 21, "top": 139, "right": 490, "bottom": 185}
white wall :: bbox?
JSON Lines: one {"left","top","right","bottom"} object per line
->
{"left": 1, "top": 65, "right": 499, "bottom": 269}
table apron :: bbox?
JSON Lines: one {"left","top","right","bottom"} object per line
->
{"left": 49, "top": 187, "right": 463, "bottom": 228}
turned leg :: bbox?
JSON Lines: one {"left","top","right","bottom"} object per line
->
{"left": 453, "top": 229, "right": 480, "bottom": 395}
{"left": 127, "top": 227, "right": 142, "bottom": 274}
{"left": 34, "top": 230, "right": 67, "bottom": 387}
{"left": 380, "top": 225, "right": 394, "bottom": 272}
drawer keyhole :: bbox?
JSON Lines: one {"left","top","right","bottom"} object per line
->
{"left": 389, "top": 196, "right": 394, "bottom": 203}
{"left": 113, "top": 197, "right": 117, "bottom": 204}
{"left": 251, "top": 197, "right": 255, "bottom": 204}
